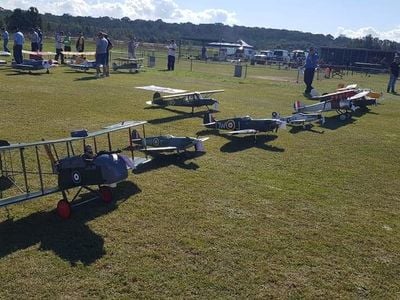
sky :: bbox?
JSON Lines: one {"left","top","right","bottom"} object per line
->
{"left": 1, "top": 0, "right": 400, "bottom": 42}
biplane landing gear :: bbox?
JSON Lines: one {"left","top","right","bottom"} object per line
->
{"left": 57, "top": 199, "right": 71, "bottom": 219}
{"left": 100, "top": 186, "right": 113, "bottom": 203}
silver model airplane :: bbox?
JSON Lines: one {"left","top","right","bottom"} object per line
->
{"left": 272, "top": 112, "right": 324, "bottom": 128}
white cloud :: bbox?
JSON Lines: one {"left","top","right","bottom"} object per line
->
{"left": 336, "top": 26, "right": 400, "bottom": 42}
{"left": 1, "top": 0, "right": 238, "bottom": 25}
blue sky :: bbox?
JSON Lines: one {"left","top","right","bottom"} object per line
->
{"left": 2, "top": 0, "right": 400, "bottom": 41}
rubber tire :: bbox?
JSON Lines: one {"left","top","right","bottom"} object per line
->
{"left": 57, "top": 199, "right": 71, "bottom": 219}
{"left": 100, "top": 186, "right": 113, "bottom": 203}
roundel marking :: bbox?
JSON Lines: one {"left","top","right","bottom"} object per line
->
{"left": 225, "top": 120, "right": 235, "bottom": 130}
{"left": 153, "top": 137, "right": 160, "bottom": 146}
{"left": 72, "top": 170, "right": 81, "bottom": 184}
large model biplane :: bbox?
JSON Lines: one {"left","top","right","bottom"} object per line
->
{"left": 131, "top": 130, "right": 209, "bottom": 154}
{"left": 112, "top": 57, "right": 143, "bottom": 73}
{"left": 310, "top": 84, "right": 382, "bottom": 102}
{"left": 203, "top": 112, "right": 285, "bottom": 141}
{"left": 0, "top": 121, "right": 149, "bottom": 219}
{"left": 294, "top": 90, "right": 378, "bottom": 120}
{"left": 11, "top": 50, "right": 58, "bottom": 74}
{"left": 64, "top": 51, "right": 97, "bottom": 72}
{"left": 138, "top": 86, "right": 224, "bottom": 114}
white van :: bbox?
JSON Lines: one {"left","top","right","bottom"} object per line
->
{"left": 272, "top": 49, "right": 290, "bottom": 62}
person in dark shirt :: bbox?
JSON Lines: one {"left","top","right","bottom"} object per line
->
{"left": 387, "top": 56, "right": 400, "bottom": 94}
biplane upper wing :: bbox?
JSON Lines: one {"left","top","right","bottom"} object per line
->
{"left": 348, "top": 90, "right": 370, "bottom": 100}
{"left": 159, "top": 90, "right": 225, "bottom": 99}
{"left": 62, "top": 51, "right": 96, "bottom": 56}
{"left": 136, "top": 85, "right": 187, "bottom": 94}
{"left": 22, "top": 50, "right": 57, "bottom": 56}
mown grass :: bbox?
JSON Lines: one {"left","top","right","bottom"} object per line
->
{"left": 0, "top": 48, "right": 399, "bottom": 298}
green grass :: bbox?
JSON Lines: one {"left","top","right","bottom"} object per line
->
{"left": 0, "top": 49, "right": 399, "bottom": 298}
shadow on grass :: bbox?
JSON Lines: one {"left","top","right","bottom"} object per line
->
{"left": 322, "top": 108, "right": 377, "bottom": 130}
{"left": 0, "top": 181, "right": 140, "bottom": 266}
{"left": 197, "top": 129, "right": 284, "bottom": 153}
{"left": 146, "top": 108, "right": 207, "bottom": 124}
{"left": 133, "top": 152, "right": 204, "bottom": 174}
{"left": 0, "top": 176, "right": 13, "bottom": 192}
{"left": 74, "top": 75, "right": 100, "bottom": 81}
{"left": 5, "top": 70, "right": 44, "bottom": 76}
{"left": 288, "top": 125, "right": 325, "bottom": 135}
{"left": 220, "top": 134, "right": 284, "bottom": 153}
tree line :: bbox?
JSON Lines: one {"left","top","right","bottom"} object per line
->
{"left": 0, "top": 7, "right": 399, "bottom": 51}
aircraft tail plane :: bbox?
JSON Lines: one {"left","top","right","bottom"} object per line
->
{"left": 203, "top": 112, "right": 216, "bottom": 127}
{"left": 131, "top": 129, "right": 142, "bottom": 141}
{"left": 293, "top": 101, "right": 304, "bottom": 112}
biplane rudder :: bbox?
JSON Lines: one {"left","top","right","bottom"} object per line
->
{"left": 203, "top": 112, "right": 216, "bottom": 128}
{"left": 293, "top": 100, "right": 304, "bottom": 112}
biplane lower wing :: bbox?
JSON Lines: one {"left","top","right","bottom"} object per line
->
{"left": 0, "top": 187, "right": 60, "bottom": 207}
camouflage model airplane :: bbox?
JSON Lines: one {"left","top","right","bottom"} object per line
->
{"left": 203, "top": 113, "right": 285, "bottom": 141}
{"left": 131, "top": 130, "right": 209, "bottom": 154}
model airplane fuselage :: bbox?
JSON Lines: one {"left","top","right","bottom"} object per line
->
{"left": 11, "top": 59, "right": 55, "bottom": 73}
{"left": 146, "top": 90, "right": 224, "bottom": 113}
{"left": 132, "top": 134, "right": 209, "bottom": 153}
{"left": 203, "top": 113, "right": 284, "bottom": 135}
{"left": 273, "top": 112, "right": 324, "bottom": 127}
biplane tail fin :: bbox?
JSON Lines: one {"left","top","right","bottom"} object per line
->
{"left": 153, "top": 92, "right": 162, "bottom": 100}
{"left": 131, "top": 129, "right": 142, "bottom": 142}
{"left": 203, "top": 112, "right": 216, "bottom": 128}
{"left": 293, "top": 101, "right": 304, "bottom": 112}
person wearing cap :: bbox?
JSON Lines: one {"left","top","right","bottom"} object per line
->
{"left": 128, "top": 36, "right": 139, "bottom": 59}
{"left": 13, "top": 28, "right": 24, "bottom": 64}
{"left": 31, "top": 28, "right": 39, "bottom": 51}
{"left": 76, "top": 32, "right": 85, "bottom": 52}
{"left": 387, "top": 56, "right": 400, "bottom": 94}
{"left": 55, "top": 31, "right": 64, "bottom": 64}
{"left": 95, "top": 32, "right": 108, "bottom": 78}
{"left": 166, "top": 39, "right": 177, "bottom": 71}
{"left": 2, "top": 27, "right": 10, "bottom": 52}
{"left": 303, "top": 47, "right": 319, "bottom": 97}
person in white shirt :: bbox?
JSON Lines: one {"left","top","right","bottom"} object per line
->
{"left": 167, "top": 39, "right": 177, "bottom": 71}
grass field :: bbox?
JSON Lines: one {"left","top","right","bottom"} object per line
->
{"left": 0, "top": 51, "right": 399, "bottom": 298}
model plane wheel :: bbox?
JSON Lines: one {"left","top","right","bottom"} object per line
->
{"left": 57, "top": 199, "right": 71, "bottom": 219}
{"left": 100, "top": 186, "right": 113, "bottom": 203}
{"left": 339, "top": 114, "right": 347, "bottom": 121}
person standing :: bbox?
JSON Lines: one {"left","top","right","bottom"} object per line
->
{"left": 128, "top": 36, "right": 139, "bottom": 59}
{"left": 63, "top": 32, "right": 72, "bottom": 52}
{"left": 76, "top": 32, "right": 85, "bottom": 52}
{"left": 95, "top": 32, "right": 108, "bottom": 78}
{"left": 36, "top": 27, "right": 43, "bottom": 51}
{"left": 166, "top": 39, "right": 177, "bottom": 71}
{"left": 303, "top": 47, "right": 319, "bottom": 97}
{"left": 2, "top": 28, "right": 10, "bottom": 52}
{"left": 104, "top": 33, "right": 113, "bottom": 77}
{"left": 13, "top": 28, "right": 24, "bottom": 64}
{"left": 31, "top": 28, "right": 39, "bottom": 51}
{"left": 55, "top": 31, "right": 64, "bottom": 64}
{"left": 387, "top": 56, "right": 400, "bottom": 94}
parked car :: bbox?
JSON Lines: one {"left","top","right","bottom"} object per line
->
{"left": 253, "top": 50, "right": 273, "bottom": 64}
{"left": 272, "top": 49, "right": 290, "bottom": 63}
